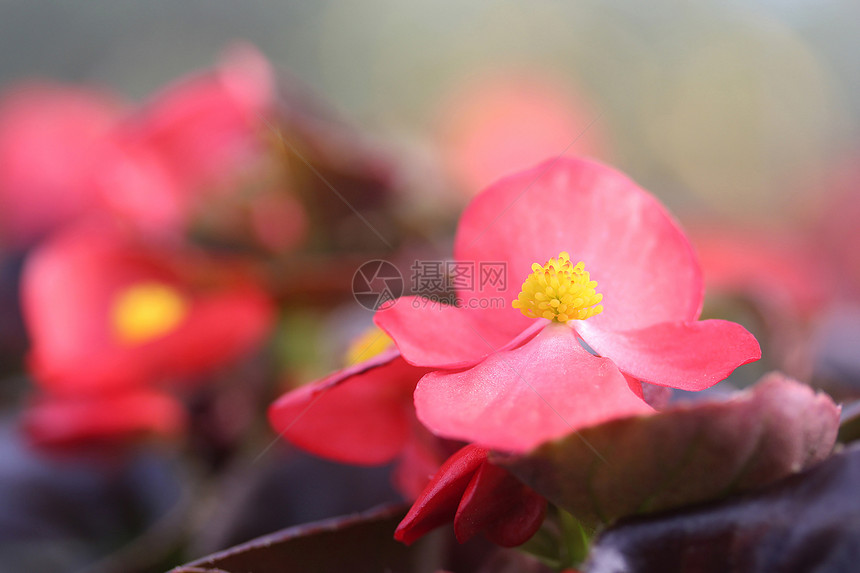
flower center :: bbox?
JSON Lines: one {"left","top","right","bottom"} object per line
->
{"left": 344, "top": 325, "right": 393, "bottom": 365}
{"left": 112, "top": 282, "right": 189, "bottom": 344}
{"left": 512, "top": 252, "right": 603, "bottom": 322}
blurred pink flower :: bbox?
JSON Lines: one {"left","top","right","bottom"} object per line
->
{"left": 98, "top": 43, "right": 277, "bottom": 235}
{"left": 436, "top": 73, "right": 608, "bottom": 195}
{"left": 0, "top": 45, "right": 287, "bottom": 243}
{"left": 0, "top": 83, "right": 122, "bottom": 247}
{"left": 813, "top": 158, "right": 860, "bottom": 301}
{"left": 693, "top": 223, "right": 829, "bottom": 319}
{"left": 22, "top": 387, "right": 186, "bottom": 448}
{"left": 691, "top": 222, "right": 833, "bottom": 380}
{"left": 120, "top": 43, "right": 273, "bottom": 192}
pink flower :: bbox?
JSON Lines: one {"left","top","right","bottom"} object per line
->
{"left": 97, "top": 44, "right": 276, "bottom": 235}
{"left": 394, "top": 444, "right": 546, "bottom": 547}
{"left": 0, "top": 82, "right": 122, "bottom": 247}
{"left": 375, "top": 157, "right": 761, "bottom": 452}
{"left": 22, "top": 388, "right": 186, "bottom": 448}
{"left": 691, "top": 222, "right": 831, "bottom": 379}
{"left": 0, "top": 45, "right": 281, "bottom": 244}
{"left": 120, "top": 43, "right": 274, "bottom": 193}
{"left": 813, "top": 157, "right": 860, "bottom": 300}
{"left": 436, "top": 73, "right": 608, "bottom": 195}
{"left": 268, "top": 333, "right": 444, "bottom": 499}
{"left": 92, "top": 136, "right": 189, "bottom": 236}
{"left": 692, "top": 222, "right": 829, "bottom": 319}
{"left": 22, "top": 224, "right": 273, "bottom": 394}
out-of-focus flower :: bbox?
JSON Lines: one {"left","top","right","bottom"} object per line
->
{"left": 0, "top": 43, "right": 398, "bottom": 256}
{"left": 268, "top": 327, "right": 443, "bottom": 499}
{"left": 813, "top": 158, "right": 860, "bottom": 301}
{"left": 98, "top": 44, "right": 277, "bottom": 236}
{"left": 93, "top": 137, "right": 188, "bottom": 236}
{"left": 693, "top": 223, "right": 830, "bottom": 319}
{"left": 248, "top": 191, "right": 308, "bottom": 253}
{"left": 692, "top": 222, "right": 831, "bottom": 380}
{"left": 376, "top": 158, "right": 761, "bottom": 452}
{"left": 394, "top": 444, "right": 546, "bottom": 547}
{"left": 0, "top": 83, "right": 122, "bottom": 247}
{"left": 685, "top": 156, "right": 860, "bottom": 399}
{"left": 435, "top": 73, "right": 607, "bottom": 196}
{"left": 0, "top": 45, "right": 289, "bottom": 245}
{"left": 22, "top": 387, "right": 186, "bottom": 448}
{"left": 22, "top": 224, "right": 274, "bottom": 394}
{"left": 126, "top": 43, "right": 273, "bottom": 191}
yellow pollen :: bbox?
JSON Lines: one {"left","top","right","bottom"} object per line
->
{"left": 512, "top": 252, "right": 603, "bottom": 322}
{"left": 112, "top": 282, "right": 189, "bottom": 344}
{"left": 344, "top": 325, "right": 393, "bottom": 365}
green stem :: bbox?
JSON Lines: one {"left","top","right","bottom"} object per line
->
{"left": 519, "top": 506, "right": 596, "bottom": 571}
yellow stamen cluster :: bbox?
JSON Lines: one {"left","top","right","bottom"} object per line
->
{"left": 344, "top": 325, "right": 393, "bottom": 365}
{"left": 512, "top": 252, "right": 603, "bottom": 322}
{"left": 112, "top": 282, "right": 189, "bottom": 344}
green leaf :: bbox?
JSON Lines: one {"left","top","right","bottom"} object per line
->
{"left": 837, "top": 400, "right": 860, "bottom": 443}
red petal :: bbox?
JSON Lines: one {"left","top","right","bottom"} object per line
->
{"left": 374, "top": 297, "right": 533, "bottom": 368}
{"left": 454, "top": 157, "right": 703, "bottom": 332}
{"left": 454, "top": 459, "right": 547, "bottom": 546}
{"left": 154, "top": 285, "right": 273, "bottom": 383}
{"left": 268, "top": 350, "right": 424, "bottom": 465}
{"left": 392, "top": 428, "right": 448, "bottom": 500}
{"left": 577, "top": 319, "right": 762, "bottom": 391}
{"left": 414, "top": 324, "right": 654, "bottom": 452}
{"left": 394, "top": 445, "right": 488, "bottom": 545}
{"left": 483, "top": 487, "right": 547, "bottom": 547}
{"left": 23, "top": 388, "right": 186, "bottom": 447}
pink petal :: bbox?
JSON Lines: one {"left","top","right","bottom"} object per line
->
{"left": 268, "top": 350, "right": 424, "bottom": 465}
{"left": 454, "top": 459, "right": 547, "bottom": 546}
{"left": 414, "top": 324, "right": 654, "bottom": 452}
{"left": 0, "top": 82, "right": 121, "bottom": 246}
{"left": 23, "top": 388, "right": 186, "bottom": 448}
{"left": 374, "top": 297, "right": 535, "bottom": 368}
{"left": 576, "top": 319, "right": 762, "bottom": 391}
{"left": 94, "top": 139, "right": 189, "bottom": 236}
{"left": 453, "top": 157, "right": 703, "bottom": 332}
{"left": 128, "top": 45, "right": 273, "bottom": 191}
{"left": 395, "top": 445, "right": 488, "bottom": 545}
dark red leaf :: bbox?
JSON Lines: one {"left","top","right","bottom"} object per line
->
{"left": 496, "top": 374, "right": 839, "bottom": 527}
{"left": 584, "top": 443, "right": 860, "bottom": 573}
